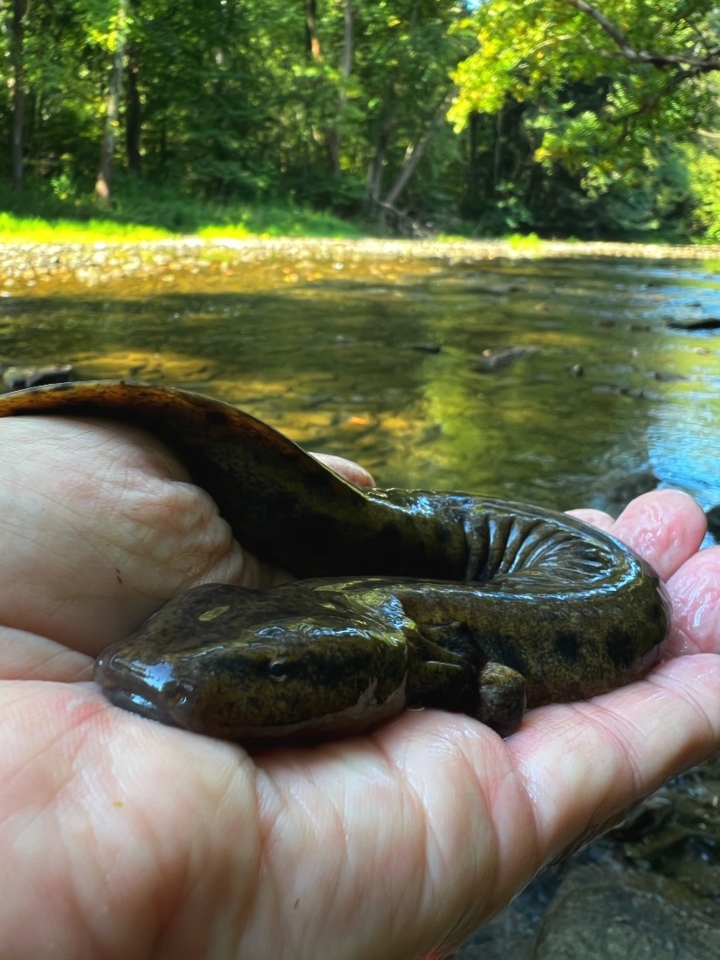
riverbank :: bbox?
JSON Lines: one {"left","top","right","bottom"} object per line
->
{"left": 2, "top": 236, "right": 720, "bottom": 296}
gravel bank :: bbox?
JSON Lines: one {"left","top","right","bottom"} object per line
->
{"left": 2, "top": 236, "right": 719, "bottom": 294}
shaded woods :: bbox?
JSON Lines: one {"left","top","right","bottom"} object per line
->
{"left": 2, "top": 0, "right": 720, "bottom": 239}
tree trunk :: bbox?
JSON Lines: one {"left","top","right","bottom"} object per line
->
{"left": 305, "top": 0, "right": 354, "bottom": 178}
{"left": 95, "top": 9, "right": 127, "bottom": 204}
{"left": 125, "top": 44, "right": 141, "bottom": 175}
{"left": 462, "top": 111, "right": 481, "bottom": 216}
{"left": 493, "top": 104, "right": 504, "bottom": 192}
{"left": 365, "top": 129, "right": 389, "bottom": 205}
{"left": 381, "top": 87, "right": 456, "bottom": 209}
{"left": 9, "top": 0, "right": 27, "bottom": 192}
{"left": 327, "top": 0, "right": 353, "bottom": 176}
{"left": 365, "top": 84, "right": 398, "bottom": 207}
{"left": 304, "top": 0, "right": 321, "bottom": 61}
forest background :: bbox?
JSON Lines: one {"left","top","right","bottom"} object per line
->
{"left": 3, "top": 0, "right": 720, "bottom": 242}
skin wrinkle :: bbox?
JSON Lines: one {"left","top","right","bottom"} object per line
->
{"left": 365, "top": 788, "right": 431, "bottom": 958}
{"left": 0, "top": 626, "right": 92, "bottom": 682}
{"left": 537, "top": 663, "right": 720, "bottom": 866}
{"left": 545, "top": 669, "right": 720, "bottom": 862}
{"left": 375, "top": 721, "right": 500, "bottom": 951}
{"left": 380, "top": 747, "right": 432, "bottom": 937}
{"left": 487, "top": 750, "right": 538, "bottom": 880}
{"left": 106, "top": 479, "right": 238, "bottom": 589}
{"left": 429, "top": 732, "right": 528, "bottom": 950}
{"left": 29, "top": 644, "right": 91, "bottom": 681}
{"left": 1, "top": 704, "right": 111, "bottom": 947}
{"left": 27, "top": 434, "right": 182, "bottom": 574}
{"left": 611, "top": 490, "right": 707, "bottom": 580}
{"left": 645, "top": 663, "right": 719, "bottom": 749}
{"left": 98, "top": 729, "right": 242, "bottom": 960}
{"left": 258, "top": 768, "right": 348, "bottom": 954}
{"left": 155, "top": 851, "right": 212, "bottom": 960}
{"left": 209, "top": 776, "right": 264, "bottom": 958}
{"left": 514, "top": 702, "right": 631, "bottom": 831}
{"left": 59, "top": 749, "right": 129, "bottom": 960}
{"left": 667, "top": 549, "right": 720, "bottom": 654}
{"left": 248, "top": 768, "right": 288, "bottom": 951}
{"left": 427, "top": 779, "right": 495, "bottom": 947}
{"left": 0, "top": 685, "right": 104, "bottom": 790}
{"left": 17, "top": 419, "right": 247, "bottom": 637}
{"left": 271, "top": 739, "right": 424, "bottom": 958}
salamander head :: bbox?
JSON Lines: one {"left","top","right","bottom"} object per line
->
{"left": 93, "top": 582, "right": 411, "bottom": 744}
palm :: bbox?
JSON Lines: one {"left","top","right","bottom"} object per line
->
{"left": 0, "top": 417, "right": 718, "bottom": 960}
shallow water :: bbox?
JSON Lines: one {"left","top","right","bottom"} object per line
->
{"left": 3, "top": 253, "right": 720, "bottom": 516}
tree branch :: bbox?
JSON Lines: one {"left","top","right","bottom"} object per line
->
{"left": 563, "top": 0, "right": 720, "bottom": 72}
{"left": 382, "top": 87, "right": 457, "bottom": 208}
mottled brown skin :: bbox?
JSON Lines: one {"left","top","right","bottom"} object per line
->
{"left": 0, "top": 381, "right": 671, "bottom": 744}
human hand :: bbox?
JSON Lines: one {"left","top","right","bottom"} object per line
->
{"left": 0, "top": 415, "right": 718, "bottom": 960}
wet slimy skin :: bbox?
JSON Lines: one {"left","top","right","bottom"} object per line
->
{"left": 0, "top": 381, "right": 671, "bottom": 744}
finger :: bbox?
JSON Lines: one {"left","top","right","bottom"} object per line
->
{"left": 566, "top": 507, "right": 614, "bottom": 531}
{"left": 0, "top": 627, "right": 92, "bottom": 682}
{"left": 509, "top": 651, "right": 720, "bottom": 868}
{"left": 310, "top": 453, "right": 375, "bottom": 489}
{"left": 665, "top": 546, "right": 720, "bottom": 655}
{"left": 490, "top": 652, "right": 720, "bottom": 941}
{"left": 570, "top": 491, "right": 706, "bottom": 581}
{"left": 609, "top": 490, "right": 706, "bottom": 580}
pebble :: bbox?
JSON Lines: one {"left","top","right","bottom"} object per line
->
{"left": 1, "top": 238, "right": 719, "bottom": 292}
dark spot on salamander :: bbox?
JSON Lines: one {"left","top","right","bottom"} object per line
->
{"left": 554, "top": 630, "right": 580, "bottom": 662}
{"left": 434, "top": 522, "right": 453, "bottom": 546}
{"left": 604, "top": 626, "right": 636, "bottom": 671}
{"left": 377, "top": 521, "right": 404, "bottom": 552}
{"left": 204, "top": 409, "right": 230, "bottom": 426}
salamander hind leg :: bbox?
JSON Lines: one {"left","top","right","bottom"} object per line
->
{"left": 478, "top": 662, "right": 526, "bottom": 737}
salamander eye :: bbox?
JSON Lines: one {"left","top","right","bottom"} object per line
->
{"left": 268, "top": 660, "right": 289, "bottom": 681}
{"left": 163, "top": 680, "right": 193, "bottom": 706}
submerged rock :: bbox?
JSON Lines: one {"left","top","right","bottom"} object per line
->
{"left": 533, "top": 866, "right": 720, "bottom": 960}
{"left": 2, "top": 363, "right": 75, "bottom": 392}
{"left": 665, "top": 316, "right": 720, "bottom": 331}
{"left": 473, "top": 345, "right": 539, "bottom": 373}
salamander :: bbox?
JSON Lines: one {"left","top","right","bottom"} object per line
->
{"left": 0, "top": 380, "right": 671, "bottom": 744}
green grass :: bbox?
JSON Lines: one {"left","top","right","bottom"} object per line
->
{"left": 0, "top": 180, "right": 366, "bottom": 243}
{"left": 196, "top": 203, "right": 364, "bottom": 239}
{"left": 505, "top": 232, "right": 544, "bottom": 249}
{"left": 0, "top": 212, "right": 173, "bottom": 242}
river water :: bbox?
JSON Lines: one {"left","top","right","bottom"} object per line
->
{"left": 3, "top": 250, "right": 720, "bottom": 518}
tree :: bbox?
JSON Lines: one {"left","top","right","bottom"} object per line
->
{"left": 95, "top": 0, "right": 130, "bottom": 203}
{"left": 451, "top": 1, "right": 720, "bottom": 195}
{"left": 8, "top": 0, "right": 28, "bottom": 191}
{"left": 353, "top": 0, "right": 471, "bottom": 222}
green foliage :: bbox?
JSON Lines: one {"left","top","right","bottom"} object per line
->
{"left": 452, "top": 1, "right": 720, "bottom": 191}
{"left": 684, "top": 142, "right": 720, "bottom": 241}
{"left": 2, "top": 0, "right": 720, "bottom": 241}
